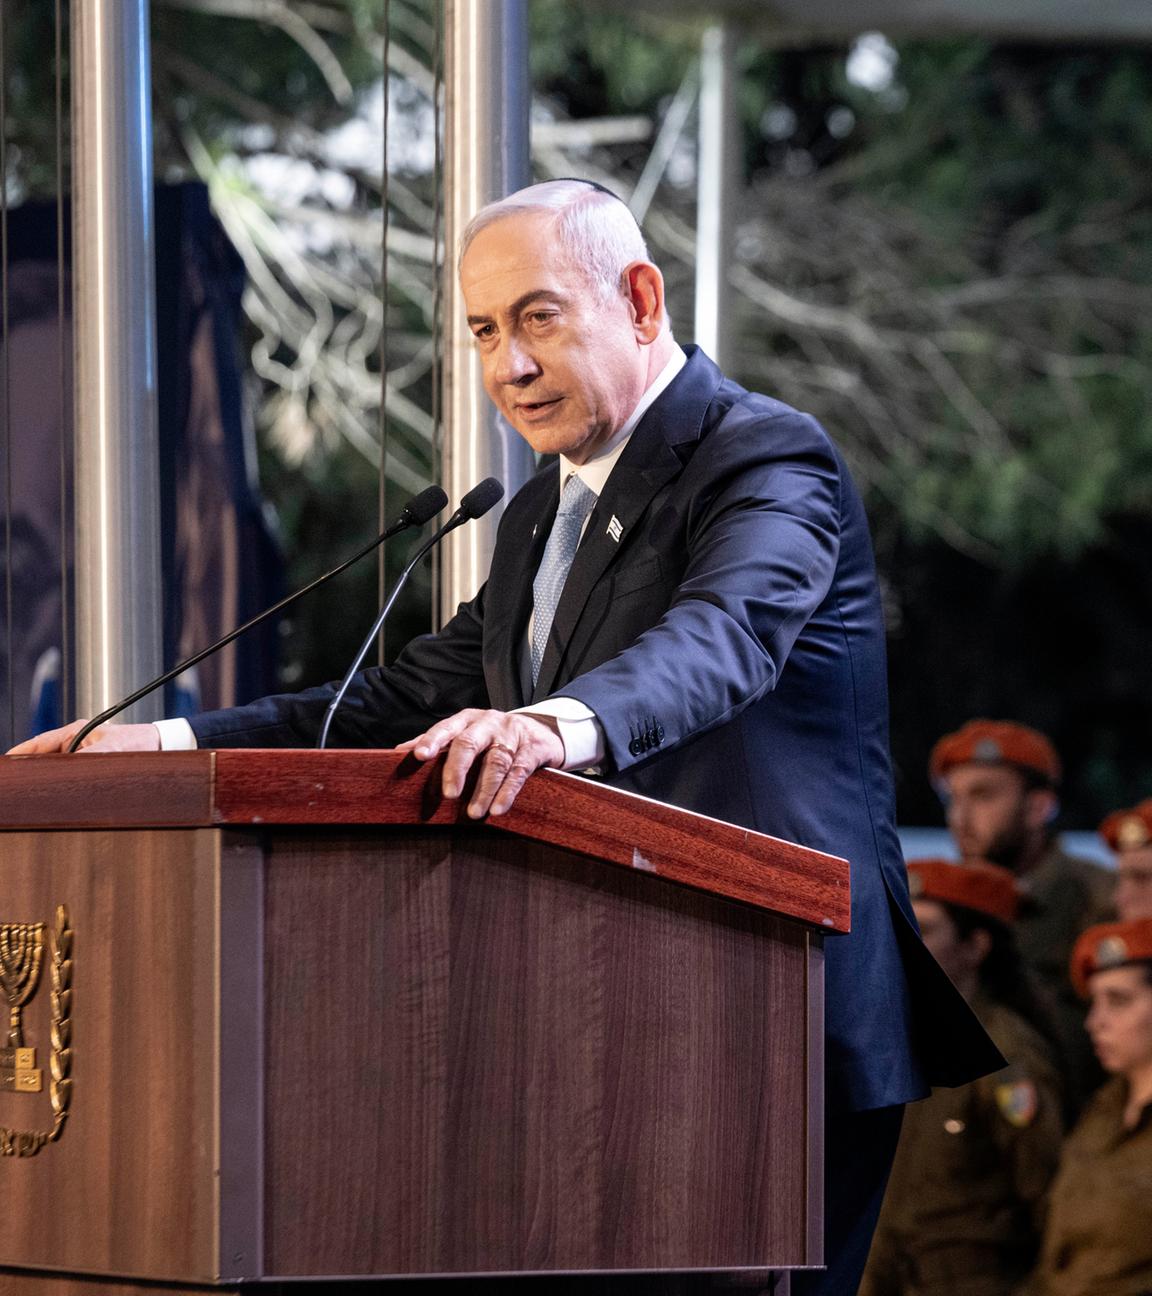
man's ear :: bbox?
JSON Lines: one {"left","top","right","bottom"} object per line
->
{"left": 1024, "top": 787, "right": 1059, "bottom": 832}
{"left": 623, "top": 261, "right": 665, "bottom": 342}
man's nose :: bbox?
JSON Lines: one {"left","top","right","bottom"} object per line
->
{"left": 493, "top": 333, "right": 540, "bottom": 386}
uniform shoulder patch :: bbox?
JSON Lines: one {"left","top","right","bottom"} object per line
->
{"left": 995, "top": 1079, "right": 1039, "bottom": 1128}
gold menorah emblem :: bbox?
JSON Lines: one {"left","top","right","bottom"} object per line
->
{"left": 1, "top": 923, "right": 46, "bottom": 1050}
{"left": 1, "top": 907, "right": 73, "bottom": 1157}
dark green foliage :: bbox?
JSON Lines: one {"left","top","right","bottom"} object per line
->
{"left": 531, "top": 1, "right": 695, "bottom": 115}
{"left": 530, "top": 18, "right": 1152, "bottom": 821}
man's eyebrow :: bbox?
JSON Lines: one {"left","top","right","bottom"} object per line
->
{"left": 467, "top": 289, "right": 566, "bottom": 326}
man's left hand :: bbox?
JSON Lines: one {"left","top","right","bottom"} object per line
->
{"left": 395, "top": 709, "right": 564, "bottom": 818}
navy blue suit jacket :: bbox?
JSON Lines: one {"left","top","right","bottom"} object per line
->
{"left": 192, "top": 346, "right": 1001, "bottom": 1110}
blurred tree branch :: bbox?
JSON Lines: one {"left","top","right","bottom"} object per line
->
{"left": 7, "top": 4, "right": 1152, "bottom": 570}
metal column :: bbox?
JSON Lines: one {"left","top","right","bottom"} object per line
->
{"left": 71, "top": 0, "right": 162, "bottom": 719}
{"left": 440, "top": 0, "right": 534, "bottom": 624}
{"left": 695, "top": 23, "right": 739, "bottom": 371}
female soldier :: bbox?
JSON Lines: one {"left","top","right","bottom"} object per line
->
{"left": 1030, "top": 918, "right": 1152, "bottom": 1294}
{"left": 861, "top": 860, "right": 1065, "bottom": 1296}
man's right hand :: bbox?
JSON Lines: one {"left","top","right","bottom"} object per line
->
{"left": 7, "top": 720, "right": 160, "bottom": 755}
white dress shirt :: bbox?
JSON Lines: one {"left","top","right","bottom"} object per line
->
{"left": 155, "top": 348, "right": 687, "bottom": 761}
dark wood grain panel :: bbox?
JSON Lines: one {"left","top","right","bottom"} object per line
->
{"left": 0, "top": 831, "right": 221, "bottom": 1280}
{"left": 261, "top": 827, "right": 815, "bottom": 1278}
{"left": 0, "top": 751, "right": 848, "bottom": 931}
{"left": 0, "top": 814, "right": 819, "bottom": 1286}
{"left": 0, "top": 752, "right": 212, "bottom": 827}
{"left": 805, "top": 937, "right": 825, "bottom": 1265}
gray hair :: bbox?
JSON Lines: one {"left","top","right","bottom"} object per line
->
{"left": 458, "top": 180, "right": 651, "bottom": 302}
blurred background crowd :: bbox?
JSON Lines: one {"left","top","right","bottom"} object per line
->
{"left": 865, "top": 717, "right": 1152, "bottom": 1295}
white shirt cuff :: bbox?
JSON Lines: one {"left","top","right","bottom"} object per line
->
{"left": 153, "top": 718, "right": 198, "bottom": 751}
{"left": 514, "top": 696, "right": 606, "bottom": 772}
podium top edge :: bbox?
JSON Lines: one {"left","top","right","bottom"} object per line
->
{"left": 0, "top": 748, "right": 850, "bottom": 931}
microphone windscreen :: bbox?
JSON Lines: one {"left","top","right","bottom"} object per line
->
{"left": 402, "top": 484, "right": 449, "bottom": 527}
{"left": 460, "top": 477, "right": 505, "bottom": 520}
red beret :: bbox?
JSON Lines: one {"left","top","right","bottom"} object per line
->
{"left": 929, "top": 719, "right": 1061, "bottom": 787}
{"left": 907, "top": 858, "right": 1020, "bottom": 926}
{"left": 1071, "top": 919, "right": 1152, "bottom": 997}
{"left": 1099, "top": 799, "right": 1152, "bottom": 852}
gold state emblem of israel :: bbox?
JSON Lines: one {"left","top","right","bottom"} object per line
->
{"left": 0, "top": 906, "right": 73, "bottom": 1157}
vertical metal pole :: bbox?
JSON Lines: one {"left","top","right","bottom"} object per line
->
{"left": 695, "top": 22, "right": 739, "bottom": 371}
{"left": 71, "top": 0, "right": 163, "bottom": 720}
{"left": 440, "top": 0, "right": 533, "bottom": 624}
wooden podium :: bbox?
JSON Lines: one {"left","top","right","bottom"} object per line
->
{"left": 0, "top": 750, "right": 848, "bottom": 1294}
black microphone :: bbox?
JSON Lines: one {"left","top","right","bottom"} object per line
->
{"left": 457, "top": 475, "right": 504, "bottom": 520}
{"left": 65, "top": 484, "right": 449, "bottom": 752}
{"left": 316, "top": 477, "right": 505, "bottom": 750}
{"left": 392, "top": 485, "right": 451, "bottom": 529}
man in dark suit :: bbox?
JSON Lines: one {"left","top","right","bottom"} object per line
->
{"left": 12, "top": 179, "right": 1000, "bottom": 1294}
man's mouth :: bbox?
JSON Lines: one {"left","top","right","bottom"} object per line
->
{"left": 515, "top": 397, "right": 563, "bottom": 418}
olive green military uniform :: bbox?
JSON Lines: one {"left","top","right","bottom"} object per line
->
{"left": 1017, "top": 844, "right": 1114, "bottom": 998}
{"left": 861, "top": 999, "right": 1064, "bottom": 1296}
{"left": 1017, "top": 844, "right": 1114, "bottom": 1106}
{"left": 1030, "top": 1078, "right": 1152, "bottom": 1295}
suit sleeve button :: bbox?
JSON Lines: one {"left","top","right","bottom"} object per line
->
{"left": 628, "top": 738, "right": 642, "bottom": 757}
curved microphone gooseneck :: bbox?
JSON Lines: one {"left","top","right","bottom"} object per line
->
{"left": 66, "top": 485, "right": 449, "bottom": 753}
{"left": 316, "top": 477, "right": 505, "bottom": 751}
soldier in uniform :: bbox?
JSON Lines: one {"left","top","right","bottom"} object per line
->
{"left": 1030, "top": 918, "right": 1152, "bottom": 1295}
{"left": 1099, "top": 800, "right": 1152, "bottom": 922}
{"left": 931, "top": 720, "right": 1113, "bottom": 1103}
{"left": 861, "top": 860, "right": 1065, "bottom": 1296}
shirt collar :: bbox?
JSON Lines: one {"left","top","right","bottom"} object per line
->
{"left": 558, "top": 347, "right": 686, "bottom": 498}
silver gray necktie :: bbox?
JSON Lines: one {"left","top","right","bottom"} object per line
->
{"left": 531, "top": 473, "right": 597, "bottom": 685}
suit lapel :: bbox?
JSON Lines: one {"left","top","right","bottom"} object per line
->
{"left": 530, "top": 346, "right": 724, "bottom": 701}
